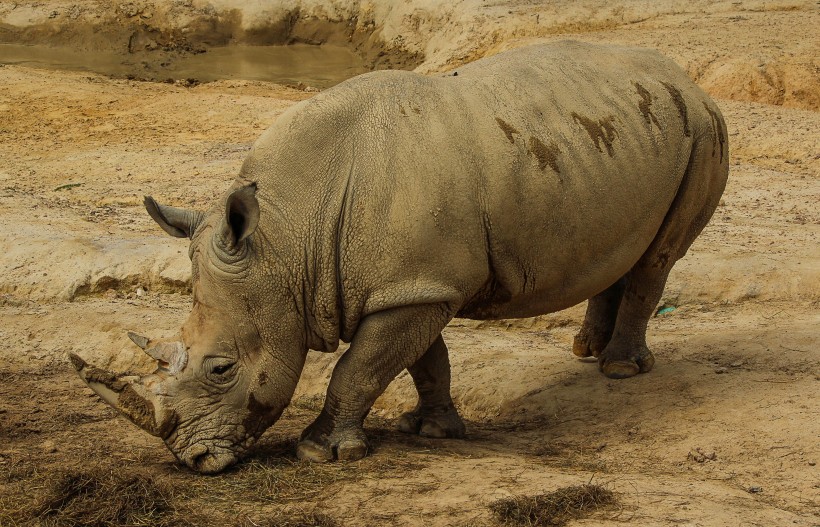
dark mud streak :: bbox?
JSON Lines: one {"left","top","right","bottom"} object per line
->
{"left": 495, "top": 117, "right": 520, "bottom": 144}
{"left": 661, "top": 82, "right": 691, "bottom": 137}
{"left": 703, "top": 102, "right": 727, "bottom": 162}
{"left": 634, "top": 82, "right": 661, "bottom": 129}
{"left": 571, "top": 113, "right": 619, "bottom": 156}
{"left": 244, "top": 392, "right": 276, "bottom": 438}
{"left": 84, "top": 365, "right": 128, "bottom": 392}
{"left": 528, "top": 136, "right": 561, "bottom": 174}
{"left": 119, "top": 384, "right": 161, "bottom": 434}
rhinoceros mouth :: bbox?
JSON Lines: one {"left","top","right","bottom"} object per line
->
{"left": 179, "top": 443, "right": 239, "bottom": 474}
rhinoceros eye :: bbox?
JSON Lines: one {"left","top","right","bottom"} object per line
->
{"left": 205, "top": 358, "right": 237, "bottom": 384}
{"left": 212, "top": 363, "right": 234, "bottom": 375}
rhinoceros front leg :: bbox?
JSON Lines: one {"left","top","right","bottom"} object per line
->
{"left": 396, "top": 335, "right": 465, "bottom": 439}
{"left": 297, "top": 303, "right": 453, "bottom": 462}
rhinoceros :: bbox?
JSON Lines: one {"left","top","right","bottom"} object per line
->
{"left": 70, "top": 40, "right": 728, "bottom": 473}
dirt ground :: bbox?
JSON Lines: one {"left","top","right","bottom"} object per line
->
{"left": 1, "top": 1, "right": 818, "bottom": 526}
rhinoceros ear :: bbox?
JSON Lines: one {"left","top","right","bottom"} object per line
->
{"left": 220, "top": 183, "right": 259, "bottom": 248}
{"left": 144, "top": 196, "right": 205, "bottom": 239}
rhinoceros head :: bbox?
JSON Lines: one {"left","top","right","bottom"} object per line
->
{"left": 72, "top": 183, "right": 309, "bottom": 473}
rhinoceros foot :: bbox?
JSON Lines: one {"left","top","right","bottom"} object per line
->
{"left": 597, "top": 343, "right": 655, "bottom": 379}
{"left": 572, "top": 330, "right": 610, "bottom": 358}
{"left": 296, "top": 423, "right": 369, "bottom": 463}
{"left": 396, "top": 405, "right": 466, "bottom": 439}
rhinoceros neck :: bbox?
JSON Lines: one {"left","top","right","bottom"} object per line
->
{"left": 242, "top": 110, "right": 365, "bottom": 351}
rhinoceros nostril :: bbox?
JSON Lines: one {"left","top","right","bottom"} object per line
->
{"left": 186, "top": 444, "right": 209, "bottom": 469}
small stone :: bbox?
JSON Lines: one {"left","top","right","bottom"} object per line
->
{"left": 688, "top": 447, "right": 717, "bottom": 463}
{"left": 730, "top": 361, "right": 743, "bottom": 368}
{"left": 715, "top": 367, "right": 728, "bottom": 374}
{"left": 41, "top": 440, "right": 57, "bottom": 453}
{"left": 808, "top": 461, "right": 816, "bottom": 466}
{"left": 747, "top": 486, "right": 763, "bottom": 494}
{"left": 135, "top": 286, "right": 146, "bottom": 297}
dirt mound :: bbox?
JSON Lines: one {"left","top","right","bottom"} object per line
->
{"left": 694, "top": 56, "right": 820, "bottom": 110}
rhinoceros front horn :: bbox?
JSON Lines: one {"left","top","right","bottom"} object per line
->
{"left": 68, "top": 353, "right": 177, "bottom": 438}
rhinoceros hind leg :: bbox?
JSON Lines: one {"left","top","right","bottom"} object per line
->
{"left": 396, "top": 335, "right": 465, "bottom": 438}
{"left": 598, "top": 135, "right": 727, "bottom": 379}
{"left": 573, "top": 278, "right": 626, "bottom": 358}
{"left": 596, "top": 266, "right": 668, "bottom": 379}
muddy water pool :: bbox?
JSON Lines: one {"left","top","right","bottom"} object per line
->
{"left": 0, "top": 43, "right": 369, "bottom": 87}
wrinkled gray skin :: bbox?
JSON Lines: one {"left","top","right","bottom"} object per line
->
{"left": 72, "top": 41, "right": 728, "bottom": 473}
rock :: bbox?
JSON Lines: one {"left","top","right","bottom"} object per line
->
{"left": 688, "top": 448, "right": 717, "bottom": 463}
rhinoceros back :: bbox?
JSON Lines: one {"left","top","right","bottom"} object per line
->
{"left": 241, "top": 41, "right": 725, "bottom": 330}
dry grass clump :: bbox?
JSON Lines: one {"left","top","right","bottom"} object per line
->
{"left": 34, "top": 467, "right": 183, "bottom": 527}
{"left": 205, "top": 458, "right": 358, "bottom": 503}
{"left": 489, "top": 484, "right": 616, "bottom": 526}
{"left": 178, "top": 438, "right": 360, "bottom": 505}
{"left": 0, "top": 438, "right": 351, "bottom": 527}
{"left": 237, "top": 509, "right": 338, "bottom": 527}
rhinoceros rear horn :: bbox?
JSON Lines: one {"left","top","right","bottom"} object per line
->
{"left": 144, "top": 196, "right": 205, "bottom": 239}
{"left": 69, "top": 353, "right": 177, "bottom": 438}
{"left": 220, "top": 183, "right": 259, "bottom": 248}
{"left": 127, "top": 332, "right": 188, "bottom": 375}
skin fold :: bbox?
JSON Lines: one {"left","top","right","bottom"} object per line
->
{"left": 72, "top": 40, "right": 729, "bottom": 473}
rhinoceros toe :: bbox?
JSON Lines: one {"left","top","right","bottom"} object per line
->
{"left": 397, "top": 406, "right": 466, "bottom": 439}
{"left": 598, "top": 344, "right": 656, "bottom": 379}
{"left": 296, "top": 426, "right": 369, "bottom": 463}
{"left": 572, "top": 331, "right": 610, "bottom": 358}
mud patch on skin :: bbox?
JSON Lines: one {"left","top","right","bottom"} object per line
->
{"left": 634, "top": 82, "right": 661, "bottom": 130}
{"left": 496, "top": 117, "right": 520, "bottom": 143}
{"left": 243, "top": 392, "right": 279, "bottom": 439}
{"left": 571, "top": 113, "right": 619, "bottom": 156}
{"left": 703, "top": 102, "right": 727, "bottom": 161}
{"left": 81, "top": 363, "right": 128, "bottom": 392}
{"left": 528, "top": 136, "right": 561, "bottom": 174}
{"left": 119, "top": 384, "right": 176, "bottom": 437}
{"left": 661, "top": 81, "right": 691, "bottom": 137}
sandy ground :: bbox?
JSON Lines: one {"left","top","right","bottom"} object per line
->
{"left": 1, "top": 1, "right": 819, "bottom": 526}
